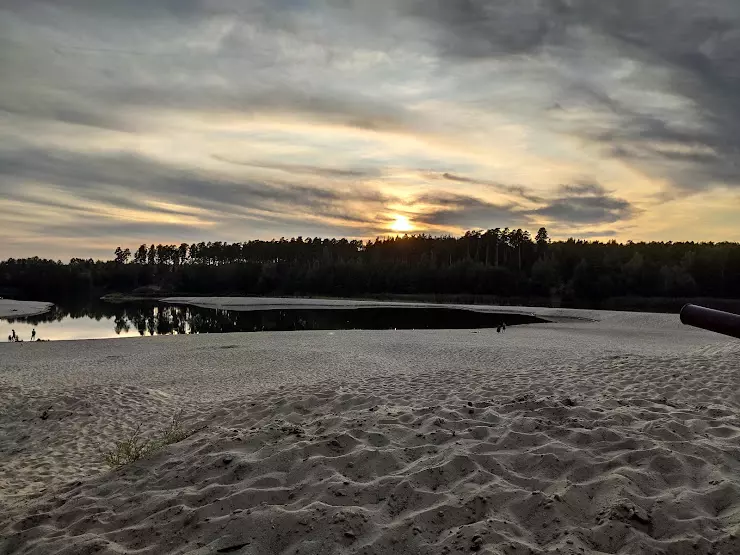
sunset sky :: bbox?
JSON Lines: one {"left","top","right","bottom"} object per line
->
{"left": 1, "top": 1, "right": 739, "bottom": 260}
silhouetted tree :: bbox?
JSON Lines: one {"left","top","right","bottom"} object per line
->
{"left": 134, "top": 245, "right": 148, "bottom": 265}
{"left": 535, "top": 227, "right": 549, "bottom": 259}
{"left": 114, "top": 247, "right": 131, "bottom": 265}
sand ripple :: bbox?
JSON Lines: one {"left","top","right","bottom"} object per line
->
{"left": 3, "top": 383, "right": 739, "bottom": 555}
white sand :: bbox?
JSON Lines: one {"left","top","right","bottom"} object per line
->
{"left": 163, "top": 296, "right": 600, "bottom": 330}
{"left": 0, "top": 299, "right": 53, "bottom": 319}
{"left": 163, "top": 296, "right": 431, "bottom": 311}
{"left": 162, "top": 296, "right": 512, "bottom": 316}
{"left": 1, "top": 306, "right": 739, "bottom": 554}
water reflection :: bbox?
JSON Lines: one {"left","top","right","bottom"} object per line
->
{"left": 1, "top": 301, "right": 546, "bottom": 341}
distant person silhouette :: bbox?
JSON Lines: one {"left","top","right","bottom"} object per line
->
{"left": 502, "top": 322, "right": 507, "bottom": 332}
{"left": 496, "top": 325, "right": 501, "bottom": 333}
{"left": 11, "top": 329, "right": 16, "bottom": 342}
{"left": 31, "top": 329, "right": 36, "bottom": 341}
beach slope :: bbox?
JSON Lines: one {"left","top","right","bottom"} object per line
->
{"left": 1, "top": 308, "right": 738, "bottom": 554}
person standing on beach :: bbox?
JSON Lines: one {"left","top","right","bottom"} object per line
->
{"left": 11, "top": 329, "right": 16, "bottom": 342}
{"left": 31, "top": 328, "right": 36, "bottom": 341}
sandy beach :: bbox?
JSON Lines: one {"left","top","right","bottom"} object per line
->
{"left": 1, "top": 302, "right": 739, "bottom": 554}
{"left": 163, "top": 297, "right": 583, "bottom": 321}
{"left": 163, "top": 296, "right": 442, "bottom": 311}
{"left": 0, "top": 300, "right": 54, "bottom": 320}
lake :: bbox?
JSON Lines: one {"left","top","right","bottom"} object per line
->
{"left": 0, "top": 300, "right": 548, "bottom": 342}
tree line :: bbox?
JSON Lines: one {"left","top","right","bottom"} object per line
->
{"left": 2, "top": 227, "right": 739, "bottom": 308}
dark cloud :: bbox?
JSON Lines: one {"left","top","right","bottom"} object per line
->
{"left": 406, "top": 0, "right": 566, "bottom": 58}
{"left": 442, "top": 173, "right": 542, "bottom": 202}
{"left": 0, "top": 97, "right": 131, "bottom": 132}
{"left": 415, "top": 183, "right": 638, "bottom": 228}
{"left": 528, "top": 184, "right": 637, "bottom": 225}
{"left": 558, "top": 183, "right": 607, "bottom": 196}
{"left": 101, "top": 86, "right": 417, "bottom": 133}
{"left": 440, "top": 173, "right": 544, "bottom": 203}
{"left": 216, "top": 157, "right": 378, "bottom": 179}
{"left": 595, "top": 112, "right": 740, "bottom": 189}
{"left": 36, "top": 220, "right": 212, "bottom": 241}
{"left": 414, "top": 192, "right": 524, "bottom": 229}
{"left": 568, "top": 1, "right": 740, "bottom": 190}
{"left": 1, "top": 0, "right": 208, "bottom": 21}
{"left": 0, "top": 146, "right": 381, "bottom": 228}
{"left": 409, "top": 0, "right": 740, "bottom": 191}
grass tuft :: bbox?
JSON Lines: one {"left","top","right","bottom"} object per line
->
{"left": 104, "top": 412, "right": 194, "bottom": 468}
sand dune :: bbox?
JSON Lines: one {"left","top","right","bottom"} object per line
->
{"left": 1, "top": 308, "right": 738, "bottom": 554}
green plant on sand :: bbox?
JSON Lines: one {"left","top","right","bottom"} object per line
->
{"left": 104, "top": 412, "right": 194, "bottom": 468}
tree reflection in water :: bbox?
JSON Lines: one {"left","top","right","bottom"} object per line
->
{"left": 6, "top": 301, "right": 547, "bottom": 336}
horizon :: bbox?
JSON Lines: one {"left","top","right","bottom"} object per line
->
{"left": 2, "top": 2, "right": 740, "bottom": 260}
{"left": 4, "top": 229, "right": 740, "bottom": 265}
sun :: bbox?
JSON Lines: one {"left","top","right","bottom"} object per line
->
{"left": 390, "top": 215, "right": 414, "bottom": 233}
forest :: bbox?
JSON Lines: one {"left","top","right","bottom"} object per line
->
{"left": 1, "top": 227, "right": 739, "bottom": 310}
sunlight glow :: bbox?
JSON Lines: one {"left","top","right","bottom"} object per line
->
{"left": 390, "top": 215, "right": 414, "bottom": 233}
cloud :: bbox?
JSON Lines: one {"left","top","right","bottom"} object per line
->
{"left": 0, "top": 94, "right": 132, "bottom": 133}
{"left": 36, "top": 220, "right": 213, "bottom": 242}
{"left": 1, "top": 0, "right": 222, "bottom": 22}
{"left": 1, "top": 0, "right": 740, "bottom": 258}
{"left": 558, "top": 1, "right": 740, "bottom": 191}
{"left": 596, "top": 114, "right": 740, "bottom": 190}
{"left": 0, "top": 2, "right": 423, "bottom": 140}
{"left": 528, "top": 184, "right": 638, "bottom": 225}
{"left": 410, "top": 182, "right": 637, "bottom": 230}
{"left": 405, "top": 0, "right": 564, "bottom": 59}
{"left": 413, "top": 192, "right": 524, "bottom": 229}
{"left": 440, "top": 173, "right": 544, "bottom": 203}
{"left": 558, "top": 183, "right": 607, "bottom": 196}
{"left": 215, "top": 157, "right": 379, "bottom": 179}
{"left": 102, "top": 86, "right": 419, "bottom": 133}
{"left": 0, "top": 146, "right": 387, "bottom": 235}
{"left": 0, "top": 148, "right": 317, "bottom": 208}
{"left": 406, "top": 0, "right": 740, "bottom": 192}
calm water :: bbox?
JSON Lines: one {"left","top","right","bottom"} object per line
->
{"left": 1, "top": 301, "right": 545, "bottom": 341}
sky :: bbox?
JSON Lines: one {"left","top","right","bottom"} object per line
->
{"left": 1, "top": 0, "right": 740, "bottom": 260}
